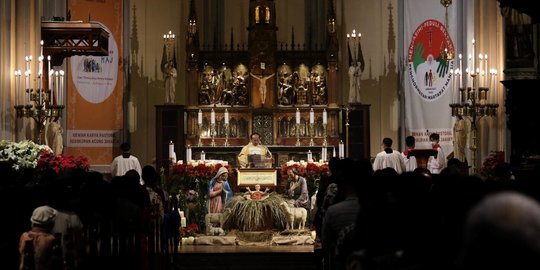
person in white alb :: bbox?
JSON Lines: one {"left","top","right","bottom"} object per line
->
{"left": 372, "top": 137, "right": 406, "bottom": 174}
{"left": 111, "top": 142, "right": 143, "bottom": 184}
{"left": 402, "top": 135, "right": 418, "bottom": 172}
{"left": 427, "top": 133, "right": 446, "bottom": 174}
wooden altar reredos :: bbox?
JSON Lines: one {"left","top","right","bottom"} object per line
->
{"left": 156, "top": 0, "right": 370, "bottom": 171}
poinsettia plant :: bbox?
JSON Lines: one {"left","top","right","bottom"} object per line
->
{"left": 281, "top": 160, "right": 329, "bottom": 196}
{"left": 479, "top": 151, "right": 505, "bottom": 179}
{"left": 180, "top": 223, "right": 199, "bottom": 237}
{"left": 37, "top": 152, "right": 90, "bottom": 174}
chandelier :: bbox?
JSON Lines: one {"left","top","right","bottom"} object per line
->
{"left": 13, "top": 40, "right": 65, "bottom": 144}
{"left": 440, "top": 0, "right": 454, "bottom": 61}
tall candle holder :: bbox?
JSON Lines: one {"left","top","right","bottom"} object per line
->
{"left": 224, "top": 123, "right": 230, "bottom": 146}
{"left": 197, "top": 123, "right": 203, "bottom": 146}
{"left": 210, "top": 123, "right": 216, "bottom": 146}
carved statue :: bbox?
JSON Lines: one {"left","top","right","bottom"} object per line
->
{"left": 163, "top": 60, "right": 177, "bottom": 104}
{"left": 250, "top": 72, "right": 275, "bottom": 105}
{"left": 45, "top": 120, "right": 63, "bottom": 154}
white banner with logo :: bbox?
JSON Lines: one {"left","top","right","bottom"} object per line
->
{"left": 403, "top": 0, "right": 457, "bottom": 155}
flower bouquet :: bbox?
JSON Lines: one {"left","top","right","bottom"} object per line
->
{"left": 36, "top": 151, "right": 90, "bottom": 175}
{"left": 0, "top": 140, "right": 52, "bottom": 170}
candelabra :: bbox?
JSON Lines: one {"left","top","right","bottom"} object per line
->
{"left": 210, "top": 123, "right": 216, "bottom": 146}
{"left": 449, "top": 63, "right": 499, "bottom": 173}
{"left": 224, "top": 123, "right": 230, "bottom": 146}
{"left": 13, "top": 51, "right": 65, "bottom": 144}
{"left": 197, "top": 123, "right": 203, "bottom": 146}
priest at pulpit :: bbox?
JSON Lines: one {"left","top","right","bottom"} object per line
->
{"left": 238, "top": 132, "right": 272, "bottom": 168}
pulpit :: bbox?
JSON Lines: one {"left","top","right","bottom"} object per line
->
{"left": 409, "top": 149, "right": 437, "bottom": 169}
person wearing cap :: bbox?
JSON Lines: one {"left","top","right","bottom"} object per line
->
{"left": 111, "top": 142, "right": 143, "bottom": 184}
{"left": 208, "top": 166, "right": 233, "bottom": 213}
{"left": 18, "top": 205, "right": 58, "bottom": 270}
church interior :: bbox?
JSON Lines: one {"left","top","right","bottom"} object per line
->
{"left": 1, "top": 0, "right": 540, "bottom": 269}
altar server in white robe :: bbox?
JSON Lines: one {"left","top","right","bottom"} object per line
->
{"left": 372, "top": 137, "right": 406, "bottom": 174}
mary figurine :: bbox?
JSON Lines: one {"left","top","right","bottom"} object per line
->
{"left": 207, "top": 167, "right": 233, "bottom": 213}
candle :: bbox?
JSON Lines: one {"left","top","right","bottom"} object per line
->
{"left": 200, "top": 150, "right": 206, "bottom": 161}
{"left": 484, "top": 54, "right": 488, "bottom": 87}
{"left": 332, "top": 146, "right": 336, "bottom": 157}
{"left": 309, "top": 108, "right": 314, "bottom": 124}
{"left": 322, "top": 109, "right": 327, "bottom": 125}
{"left": 459, "top": 54, "right": 463, "bottom": 89}
{"left": 296, "top": 108, "right": 300, "bottom": 124}
{"left": 210, "top": 109, "right": 215, "bottom": 124}
{"left": 321, "top": 147, "right": 327, "bottom": 162}
{"left": 47, "top": 56, "right": 51, "bottom": 79}
{"left": 59, "top": 70, "right": 64, "bottom": 105}
{"left": 307, "top": 150, "right": 312, "bottom": 162}
{"left": 471, "top": 39, "right": 476, "bottom": 73}
{"left": 339, "top": 140, "right": 344, "bottom": 158}
{"left": 224, "top": 109, "right": 229, "bottom": 124}
{"left": 198, "top": 109, "right": 203, "bottom": 124}
{"left": 181, "top": 217, "right": 187, "bottom": 227}
{"left": 169, "top": 141, "right": 175, "bottom": 158}
{"left": 38, "top": 55, "right": 43, "bottom": 80}
{"left": 186, "top": 145, "right": 192, "bottom": 161}
{"left": 179, "top": 211, "right": 185, "bottom": 218}
{"left": 40, "top": 40, "right": 44, "bottom": 57}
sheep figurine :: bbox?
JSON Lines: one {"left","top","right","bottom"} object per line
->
{"left": 205, "top": 208, "right": 231, "bottom": 235}
{"left": 280, "top": 201, "right": 308, "bottom": 230}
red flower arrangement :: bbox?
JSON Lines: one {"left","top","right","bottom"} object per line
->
{"left": 180, "top": 223, "right": 199, "bottom": 237}
{"left": 37, "top": 152, "right": 90, "bottom": 174}
{"left": 479, "top": 151, "right": 505, "bottom": 178}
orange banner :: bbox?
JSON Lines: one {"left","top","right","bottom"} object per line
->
{"left": 66, "top": 0, "right": 123, "bottom": 165}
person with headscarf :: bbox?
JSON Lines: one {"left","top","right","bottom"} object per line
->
{"left": 208, "top": 167, "right": 233, "bottom": 213}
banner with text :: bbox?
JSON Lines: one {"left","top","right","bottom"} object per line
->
{"left": 66, "top": 0, "right": 123, "bottom": 165}
{"left": 403, "top": 0, "right": 457, "bottom": 155}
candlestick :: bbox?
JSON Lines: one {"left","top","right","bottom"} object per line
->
{"left": 211, "top": 109, "right": 215, "bottom": 124}
{"left": 296, "top": 108, "right": 300, "bottom": 124}
{"left": 224, "top": 109, "right": 229, "bottom": 124}
{"left": 169, "top": 141, "right": 175, "bottom": 159}
{"left": 471, "top": 39, "right": 476, "bottom": 73}
{"left": 309, "top": 108, "right": 314, "bottom": 124}
{"left": 181, "top": 217, "right": 187, "bottom": 227}
{"left": 295, "top": 123, "right": 301, "bottom": 146}
{"left": 59, "top": 70, "right": 64, "bottom": 105}
{"left": 339, "top": 140, "right": 344, "bottom": 158}
{"left": 198, "top": 109, "right": 203, "bottom": 125}
{"left": 322, "top": 109, "right": 327, "bottom": 125}
{"left": 186, "top": 145, "right": 192, "bottom": 161}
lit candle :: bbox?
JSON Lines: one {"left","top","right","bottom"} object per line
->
{"left": 14, "top": 70, "right": 19, "bottom": 105}
{"left": 40, "top": 40, "right": 44, "bottom": 57}
{"left": 332, "top": 147, "right": 336, "bottom": 157}
{"left": 210, "top": 109, "right": 215, "bottom": 124}
{"left": 321, "top": 147, "right": 327, "bottom": 162}
{"left": 296, "top": 108, "right": 300, "bottom": 124}
{"left": 169, "top": 141, "right": 175, "bottom": 159}
{"left": 47, "top": 56, "right": 51, "bottom": 80}
{"left": 54, "top": 71, "right": 59, "bottom": 105}
{"left": 198, "top": 109, "right": 203, "bottom": 125}
{"left": 59, "top": 70, "right": 64, "bottom": 104}
{"left": 459, "top": 54, "right": 463, "bottom": 89}
{"left": 309, "top": 108, "right": 314, "bottom": 124}
{"left": 322, "top": 109, "right": 327, "bottom": 125}
{"left": 224, "top": 109, "right": 229, "bottom": 124}
{"left": 38, "top": 55, "right": 44, "bottom": 80}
